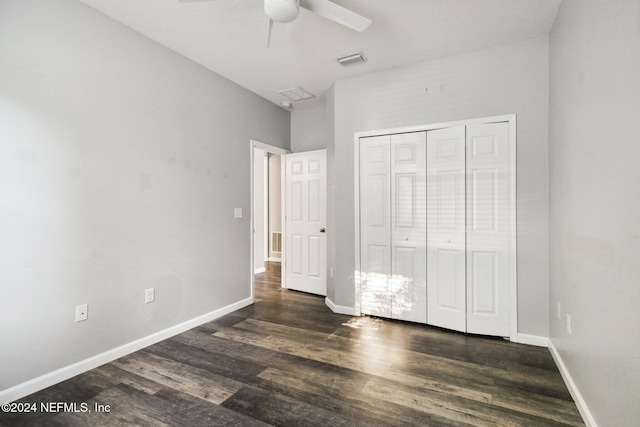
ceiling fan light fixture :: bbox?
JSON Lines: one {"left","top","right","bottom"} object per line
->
{"left": 264, "top": 0, "right": 300, "bottom": 23}
{"left": 337, "top": 51, "right": 367, "bottom": 66}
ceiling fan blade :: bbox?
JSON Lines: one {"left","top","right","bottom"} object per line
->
{"left": 299, "top": 0, "right": 371, "bottom": 32}
{"left": 266, "top": 19, "right": 273, "bottom": 48}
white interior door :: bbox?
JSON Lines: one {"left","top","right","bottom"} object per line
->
{"left": 359, "top": 136, "right": 392, "bottom": 318}
{"left": 466, "top": 122, "right": 510, "bottom": 336}
{"left": 285, "top": 150, "right": 327, "bottom": 296}
{"left": 390, "top": 132, "right": 427, "bottom": 323}
{"left": 427, "top": 126, "right": 467, "bottom": 332}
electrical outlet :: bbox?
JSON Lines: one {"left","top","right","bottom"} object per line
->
{"left": 75, "top": 304, "right": 88, "bottom": 322}
{"left": 145, "top": 288, "right": 155, "bottom": 304}
{"left": 566, "top": 313, "right": 572, "bottom": 335}
{"left": 557, "top": 301, "right": 561, "bottom": 320}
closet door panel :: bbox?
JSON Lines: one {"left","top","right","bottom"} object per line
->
{"left": 360, "top": 136, "right": 392, "bottom": 318}
{"left": 466, "top": 122, "right": 510, "bottom": 337}
{"left": 390, "top": 132, "right": 427, "bottom": 323}
{"left": 427, "top": 126, "right": 466, "bottom": 332}
{"left": 435, "top": 248, "right": 461, "bottom": 309}
{"left": 470, "top": 251, "right": 498, "bottom": 314}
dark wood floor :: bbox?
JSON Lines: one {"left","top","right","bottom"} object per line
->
{"left": 1, "top": 262, "right": 584, "bottom": 426}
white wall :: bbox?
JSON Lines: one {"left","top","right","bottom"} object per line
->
{"left": 548, "top": 1, "right": 640, "bottom": 425}
{"left": 0, "top": 0, "right": 289, "bottom": 394}
{"left": 330, "top": 37, "right": 550, "bottom": 336}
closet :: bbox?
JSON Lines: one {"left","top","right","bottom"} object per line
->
{"left": 358, "top": 119, "right": 514, "bottom": 338}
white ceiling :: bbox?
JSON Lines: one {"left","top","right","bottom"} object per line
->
{"left": 78, "top": 0, "right": 562, "bottom": 110}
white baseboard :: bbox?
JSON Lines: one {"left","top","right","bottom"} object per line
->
{"left": 548, "top": 339, "right": 597, "bottom": 427}
{"left": 267, "top": 257, "right": 281, "bottom": 262}
{"left": 0, "top": 297, "right": 253, "bottom": 404}
{"left": 254, "top": 267, "right": 266, "bottom": 274}
{"left": 325, "top": 297, "right": 357, "bottom": 316}
{"left": 514, "top": 333, "right": 550, "bottom": 347}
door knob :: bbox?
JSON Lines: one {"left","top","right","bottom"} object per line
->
{"left": 447, "top": 239, "right": 451, "bottom": 243}
{"left": 320, "top": 228, "right": 326, "bottom": 233}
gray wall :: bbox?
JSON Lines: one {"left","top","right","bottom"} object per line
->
{"left": 0, "top": 0, "right": 290, "bottom": 392}
{"left": 330, "top": 37, "right": 550, "bottom": 336}
{"left": 325, "top": 88, "right": 336, "bottom": 304}
{"left": 291, "top": 104, "right": 328, "bottom": 152}
{"left": 548, "top": 1, "right": 640, "bottom": 425}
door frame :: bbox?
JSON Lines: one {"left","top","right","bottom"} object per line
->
{"left": 250, "top": 140, "right": 289, "bottom": 302}
{"left": 353, "top": 114, "right": 518, "bottom": 341}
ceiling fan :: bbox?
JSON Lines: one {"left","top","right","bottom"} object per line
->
{"left": 179, "top": 0, "right": 372, "bottom": 47}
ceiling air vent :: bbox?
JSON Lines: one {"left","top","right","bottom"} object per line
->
{"left": 337, "top": 52, "right": 367, "bottom": 66}
{"left": 279, "top": 87, "right": 315, "bottom": 102}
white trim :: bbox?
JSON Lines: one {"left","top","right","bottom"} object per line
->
{"left": 353, "top": 132, "right": 362, "bottom": 316}
{"left": 263, "top": 154, "right": 269, "bottom": 264}
{"left": 507, "top": 116, "right": 518, "bottom": 341}
{"left": 267, "top": 256, "right": 282, "bottom": 262}
{"left": 280, "top": 153, "right": 287, "bottom": 288}
{"left": 252, "top": 140, "right": 289, "bottom": 156}
{"left": 514, "top": 333, "right": 549, "bottom": 347}
{"left": 549, "top": 340, "right": 597, "bottom": 427}
{"left": 250, "top": 140, "right": 289, "bottom": 299}
{"left": 353, "top": 115, "right": 517, "bottom": 340}
{"left": 354, "top": 114, "right": 517, "bottom": 139}
{"left": 254, "top": 267, "right": 266, "bottom": 274}
{"left": 325, "top": 297, "right": 358, "bottom": 316}
{"left": 0, "top": 297, "right": 253, "bottom": 405}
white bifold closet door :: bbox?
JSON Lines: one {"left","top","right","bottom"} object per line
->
{"left": 426, "top": 123, "right": 511, "bottom": 336}
{"left": 359, "top": 132, "right": 427, "bottom": 323}
{"left": 426, "top": 126, "right": 467, "bottom": 332}
{"left": 465, "top": 122, "right": 510, "bottom": 336}
{"left": 359, "top": 121, "right": 511, "bottom": 337}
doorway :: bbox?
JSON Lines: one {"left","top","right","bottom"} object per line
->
{"left": 250, "top": 140, "right": 288, "bottom": 302}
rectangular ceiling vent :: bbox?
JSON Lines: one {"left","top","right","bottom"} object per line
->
{"left": 337, "top": 52, "right": 367, "bottom": 66}
{"left": 279, "top": 87, "right": 315, "bottom": 102}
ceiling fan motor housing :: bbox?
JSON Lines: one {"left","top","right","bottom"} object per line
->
{"left": 264, "top": 0, "right": 300, "bottom": 23}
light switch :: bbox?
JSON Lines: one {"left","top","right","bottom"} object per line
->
{"left": 234, "top": 208, "right": 243, "bottom": 218}
{"left": 145, "top": 288, "right": 155, "bottom": 304}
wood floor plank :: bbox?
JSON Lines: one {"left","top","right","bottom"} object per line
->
{"left": 220, "top": 385, "right": 362, "bottom": 427}
{"left": 110, "top": 351, "right": 242, "bottom": 405}
{"left": 146, "top": 338, "right": 268, "bottom": 384}
{"left": 362, "top": 377, "right": 577, "bottom": 427}
{"left": 255, "top": 367, "right": 475, "bottom": 427}
{"left": 0, "top": 261, "right": 584, "bottom": 426}
{"left": 215, "top": 319, "right": 494, "bottom": 403}
{"left": 91, "top": 364, "right": 167, "bottom": 395}
{"left": 152, "top": 389, "right": 272, "bottom": 427}
{"left": 53, "top": 385, "right": 174, "bottom": 427}
{"left": 214, "top": 326, "right": 396, "bottom": 375}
